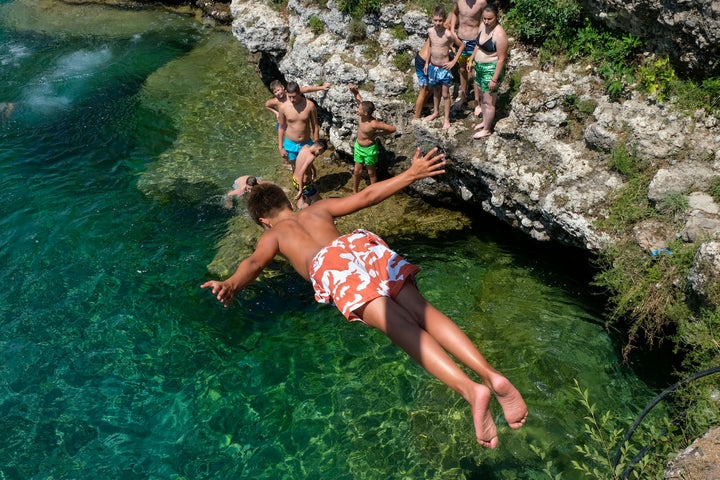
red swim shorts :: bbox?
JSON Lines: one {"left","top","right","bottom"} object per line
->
{"left": 309, "top": 229, "right": 420, "bottom": 322}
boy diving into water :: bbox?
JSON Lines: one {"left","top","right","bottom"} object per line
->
{"left": 201, "top": 147, "right": 527, "bottom": 448}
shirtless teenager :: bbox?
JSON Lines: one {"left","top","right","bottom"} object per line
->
{"left": 423, "top": 6, "right": 464, "bottom": 130}
{"left": 265, "top": 80, "right": 331, "bottom": 128}
{"left": 451, "top": 0, "right": 486, "bottom": 115}
{"left": 201, "top": 147, "right": 528, "bottom": 448}
{"left": 292, "top": 139, "right": 328, "bottom": 209}
{"left": 277, "top": 81, "right": 321, "bottom": 169}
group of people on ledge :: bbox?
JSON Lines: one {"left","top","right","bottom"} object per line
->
{"left": 225, "top": 0, "right": 507, "bottom": 208}
{"left": 416, "top": 0, "right": 507, "bottom": 137}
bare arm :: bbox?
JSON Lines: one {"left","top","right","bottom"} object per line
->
{"left": 200, "top": 233, "right": 279, "bottom": 307}
{"left": 418, "top": 38, "right": 431, "bottom": 58}
{"left": 300, "top": 82, "right": 332, "bottom": 94}
{"left": 371, "top": 119, "right": 397, "bottom": 137}
{"left": 423, "top": 29, "right": 432, "bottom": 73}
{"left": 265, "top": 97, "right": 280, "bottom": 116}
{"left": 310, "top": 103, "right": 319, "bottom": 142}
{"left": 450, "top": 1, "right": 460, "bottom": 31}
{"left": 348, "top": 83, "right": 363, "bottom": 105}
{"left": 467, "top": 44, "right": 479, "bottom": 72}
{"left": 310, "top": 147, "right": 445, "bottom": 218}
{"left": 492, "top": 27, "right": 509, "bottom": 89}
{"left": 277, "top": 107, "right": 288, "bottom": 158}
{"left": 444, "top": 32, "right": 464, "bottom": 69}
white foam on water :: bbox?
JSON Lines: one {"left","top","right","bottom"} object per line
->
{"left": 22, "top": 47, "right": 113, "bottom": 113}
{"left": 0, "top": 42, "right": 32, "bottom": 66}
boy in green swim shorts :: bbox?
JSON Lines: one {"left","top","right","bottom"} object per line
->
{"left": 348, "top": 83, "right": 397, "bottom": 193}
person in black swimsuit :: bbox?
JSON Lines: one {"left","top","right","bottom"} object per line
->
{"left": 467, "top": 2, "right": 508, "bottom": 139}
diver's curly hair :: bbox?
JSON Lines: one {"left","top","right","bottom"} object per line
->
{"left": 246, "top": 183, "right": 292, "bottom": 225}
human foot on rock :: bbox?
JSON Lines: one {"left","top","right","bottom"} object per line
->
{"left": 442, "top": 120, "right": 451, "bottom": 130}
{"left": 424, "top": 112, "right": 438, "bottom": 121}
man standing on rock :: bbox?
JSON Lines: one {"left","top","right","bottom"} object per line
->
{"left": 278, "top": 81, "right": 320, "bottom": 170}
{"left": 451, "top": 0, "right": 486, "bottom": 115}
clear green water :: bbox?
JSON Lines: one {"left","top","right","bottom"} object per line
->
{"left": 0, "top": 2, "right": 658, "bottom": 478}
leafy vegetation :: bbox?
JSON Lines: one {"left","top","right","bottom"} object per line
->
{"left": 390, "top": 23, "right": 409, "bottom": 41}
{"left": 336, "top": 0, "right": 381, "bottom": 17}
{"left": 347, "top": 18, "right": 366, "bottom": 42}
{"left": 308, "top": 16, "right": 325, "bottom": 35}
{"left": 392, "top": 51, "right": 412, "bottom": 72}
{"left": 502, "top": 0, "right": 718, "bottom": 113}
{"left": 571, "top": 380, "right": 677, "bottom": 479}
{"left": 504, "top": 0, "right": 582, "bottom": 46}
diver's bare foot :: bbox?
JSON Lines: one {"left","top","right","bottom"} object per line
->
{"left": 490, "top": 375, "right": 528, "bottom": 429}
{"left": 425, "top": 112, "right": 438, "bottom": 121}
{"left": 474, "top": 105, "right": 482, "bottom": 117}
{"left": 473, "top": 123, "right": 485, "bottom": 131}
{"left": 442, "top": 120, "right": 451, "bottom": 130}
{"left": 468, "top": 383, "right": 498, "bottom": 448}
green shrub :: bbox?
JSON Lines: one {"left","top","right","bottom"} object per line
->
{"left": 269, "top": 0, "right": 288, "bottom": 11}
{"left": 569, "top": 380, "right": 676, "bottom": 479}
{"left": 505, "top": 0, "right": 582, "bottom": 46}
{"left": 363, "top": 39, "right": 382, "bottom": 60}
{"left": 393, "top": 51, "right": 412, "bottom": 72}
{"left": 710, "top": 177, "right": 720, "bottom": 202}
{"left": 608, "top": 142, "right": 641, "bottom": 179}
{"left": 337, "top": 0, "right": 382, "bottom": 17}
{"left": 348, "top": 18, "right": 366, "bottom": 42}
{"left": 309, "top": 16, "right": 325, "bottom": 35}
{"left": 668, "top": 76, "right": 720, "bottom": 116}
{"left": 390, "top": 24, "right": 409, "bottom": 41}
{"left": 638, "top": 56, "right": 675, "bottom": 100}
{"left": 656, "top": 192, "right": 689, "bottom": 223}
{"left": 593, "top": 238, "right": 695, "bottom": 357}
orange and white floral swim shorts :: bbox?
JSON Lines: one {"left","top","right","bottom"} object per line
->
{"left": 309, "top": 229, "right": 420, "bottom": 322}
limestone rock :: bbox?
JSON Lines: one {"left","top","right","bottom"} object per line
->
{"left": 666, "top": 426, "right": 720, "bottom": 480}
{"left": 687, "top": 241, "right": 720, "bottom": 303}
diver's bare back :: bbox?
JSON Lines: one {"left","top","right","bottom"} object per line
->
{"left": 270, "top": 207, "right": 342, "bottom": 279}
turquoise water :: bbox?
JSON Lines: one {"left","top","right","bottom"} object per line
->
{"left": 0, "top": 2, "right": 660, "bottom": 478}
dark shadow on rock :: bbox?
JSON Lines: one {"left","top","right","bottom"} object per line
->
{"left": 316, "top": 172, "right": 352, "bottom": 192}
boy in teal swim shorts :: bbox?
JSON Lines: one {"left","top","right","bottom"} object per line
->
{"left": 348, "top": 83, "right": 397, "bottom": 193}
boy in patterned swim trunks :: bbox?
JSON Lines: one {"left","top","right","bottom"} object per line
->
{"left": 348, "top": 83, "right": 397, "bottom": 193}
{"left": 423, "top": 6, "right": 464, "bottom": 129}
{"left": 201, "top": 147, "right": 527, "bottom": 449}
